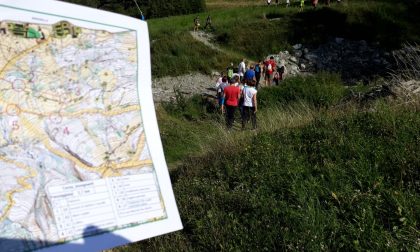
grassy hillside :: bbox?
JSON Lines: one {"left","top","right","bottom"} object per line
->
{"left": 114, "top": 72, "right": 419, "bottom": 251}
{"left": 111, "top": 1, "right": 420, "bottom": 251}
{"left": 149, "top": 0, "right": 420, "bottom": 77}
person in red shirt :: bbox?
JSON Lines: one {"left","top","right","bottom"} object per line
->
{"left": 264, "top": 56, "right": 276, "bottom": 87}
{"left": 223, "top": 76, "right": 241, "bottom": 129}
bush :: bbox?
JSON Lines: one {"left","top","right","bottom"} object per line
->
{"left": 258, "top": 73, "right": 346, "bottom": 109}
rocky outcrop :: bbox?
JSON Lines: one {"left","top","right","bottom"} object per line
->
{"left": 152, "top": 40, "right": 417, "bottom": 103}
{"left": 390, "top": 79, "right": 420, "bottom": 101}
{"left": 269, "top": 38, "right": 393, "bottom": 84}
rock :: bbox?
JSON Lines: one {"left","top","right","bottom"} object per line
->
{"left": 335, "top": 37, "right": 344, "bottom": 44}
{"left": 359, "top": 40, "right": 367, "bottom": 45}
{"left": 289, "top": 56, "right": 298, "bottom": 63}
{"left": 267, "top": 38, "right": 396, "bottom": 84}
{"left": 293, "top": 44, "right": 302, "bottom": 50}
{"left": 304, "top": 53, "right": 318, "bottom": 62}
{"left": 290, "top": 65, "right": 299, "bottom": 74}
{"left": 278, "top": 51, "right": 290, "bottom": 60}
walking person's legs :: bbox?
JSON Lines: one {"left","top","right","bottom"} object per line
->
{"left": 226, "top": 105, "right": 236, "bottom": 129}
{"left": 251, "top": 107, "right": 257, "bottom": 129}
{"left": 255, "top": 73, "right": 261, "bottom": 89}
{"left": 242, "top": 106, "right": 250, "bottom": 130}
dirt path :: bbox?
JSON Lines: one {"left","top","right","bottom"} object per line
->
{"left": 189, "top": 31, "right": 223, "bottom": 52}
{"left": 151, "top": 31, "right": 226, "bottom": 103}
{"left": 152, "top": 73, "right": 217, "bottom": 102}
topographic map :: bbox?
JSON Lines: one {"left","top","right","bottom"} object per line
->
{"left": 0, "top": 18, "right": 168, "bottom": 251}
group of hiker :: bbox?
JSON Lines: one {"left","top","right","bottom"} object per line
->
{"left": 193, "top": 15, "right": 213, "bottom": 32}
{"left": 215, "top": 57, "right": 284, "bottom": 130}
{"left": 267, "top": 0, "right": 341, "bottom": 9}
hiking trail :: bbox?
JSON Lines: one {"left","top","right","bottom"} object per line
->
{"left": 189, "top": 30, "right": 223, "bottom": 52}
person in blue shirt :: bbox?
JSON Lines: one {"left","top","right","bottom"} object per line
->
{"left": 254, "top": 61, "right": 262, "bottom": 89}
{"left": 244, "top": 65, "right": 255, "bottom": 83}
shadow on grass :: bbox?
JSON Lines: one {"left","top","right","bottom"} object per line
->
{"left": 0, "top": 225, "right": 130, "bottom": 252}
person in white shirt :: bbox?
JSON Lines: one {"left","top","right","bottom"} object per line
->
{"left": 241, "top": 79, "right": 258, "bottom": 130}
{"left": 238, "top": 59, "right": 246, "bottom": 82}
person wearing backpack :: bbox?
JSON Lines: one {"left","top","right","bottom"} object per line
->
{"left": 217, "top": 76, "right": 228, "bottom": 113}
{"left": 241, "top": 79, "right": 258, "bottom": 130}
{"left": 204, "top": 15, "right": 213, "bottom": 31}
{"left": 264, "top": 56, "right": 276, "bottom": 87}
{"left": 193, "top": 16, "right": 200, "bottom": 32}
{"left": 244, "top": 64, "right": 256, "bottom": 82}
{"left": 238, "top": 59, "right": 246, "bottom": 82}
{"left": 226, "top": 62, "right": 234, "bottom": 81}
{"left": 254, "top": 61, "right": 262, "bottom": 89}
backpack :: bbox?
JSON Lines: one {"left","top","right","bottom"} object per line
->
{"left": 255, "top": 64, "right": 260, "bottom": 73}
{"left": 227, "top": 68, "right": 234, "bottom": 78}
{"left": 217, "top": 83, "right": 226, "bottom": 98}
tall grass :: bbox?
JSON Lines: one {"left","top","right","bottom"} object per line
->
{"left": 113, "top": 72, "right": 419, "bottom": 251}
{"left": 124, "top": 103, "right": 419, "bottom": 252}
{"left": 258, "top": 73, "right": 346, "bottom": 109}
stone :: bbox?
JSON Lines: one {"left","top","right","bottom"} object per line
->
{"left": 335, "top": 37, "right": 344, "bottom": 44}
{"left": 291, "top": 65, "right": 299, "bottom": 71}
{"left": 265, "top": 38, "right": 394, "bottom": 84}
{"left": 359, "top": 40, "right": 367, "bottom": 47}
{"left": 289, "top": 56, "right": 298, "bottom": 63}
{"left": 293, "top": 44, "right": 302, "bottom": 50}
{"left": 304, "top": 53, "right": 318, "bottom": 62}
